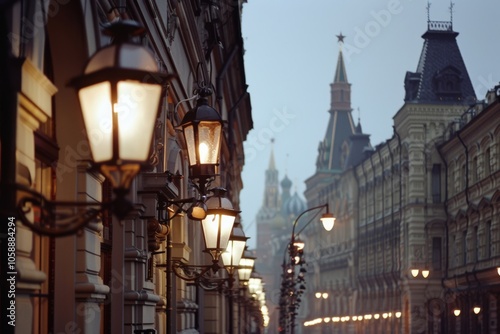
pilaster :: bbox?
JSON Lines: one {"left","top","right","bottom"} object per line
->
{"left": 124, "top": 207, "right": 160, "bottom": 333}
{"left": 14, "top": 58, "right": 56, "bottom": 334}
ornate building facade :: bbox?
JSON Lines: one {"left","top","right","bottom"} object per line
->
{"left": 0, "top": 1, "right": 262, "bottom": 333}
{"left": 301, "top": 20, "right": 500, "bottom": 334}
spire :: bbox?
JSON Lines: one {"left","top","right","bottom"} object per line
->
{"left": 262, "top": 139, "right": 279, "bottom": 210}
{"left": 315, "top": 32, "right": 356, "bottom": 173}
{"left": 268, "top": 138, "right": 276, "bottom": 170}
{"left": 334, "top": 33, "right": 348, "bottom": 83}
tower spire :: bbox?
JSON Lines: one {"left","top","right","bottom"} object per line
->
{"left": 333, "top": 33, "right": 348, "bottom": 83}
{"left": 315, "top": 32, "right": 355, "bottom": 173}
{"left": 268, "top": 138, "right": 276, "bottom": 170}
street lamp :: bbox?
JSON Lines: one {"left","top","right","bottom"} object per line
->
{"left": 279, "top": 203, "right": 335, "bottom": 334}
{"left": 14, "top": 20, "right": 174, "bottom": 236}
{"left": 168, "top": 188, "right": 240, "bottom": 282}
{"left": 70, "top": 20, "right": 169, "bottom": 192}
{"left": 221, "top": 223, "right": 248, "bottom": 275}
{"left": 238, "top": 248, "right": 256, "bottom": 284}
{"left": 201, "top": 188, "right": 240, "bottom": 262}
{"left": 179, "top": 87, "right": 223, "bottom": 193}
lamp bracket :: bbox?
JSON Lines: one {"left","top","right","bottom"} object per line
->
{"left": 9, "top": 182, "right": 131, "bottom": 237}
{"left": 194, "top": 86, "right": 213, "bottom": 98}
{"left": 165, "top": 170, "right": 183, "bottom": 183}
{"left": 171, "top": 259, "right": 227, "bottom": 290}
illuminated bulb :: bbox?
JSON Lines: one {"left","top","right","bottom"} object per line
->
{"left": 322, "top": 292, "right": 329, "bottom": 299}
{"left": 422, "top": 269, "right": 430, "bottom": 278}
{"left": 453, "top": 309, "right": 461, "bottom": 317}
{"left": 352, "top": 316, "right": 357, "bottom": 321}
{"left": 365, "top": 314, "right": 372, "bottom": 320}
{"left": 324, "top": 317, "right": 331, "bottom": 323}
{"left": 395, "top": 311, "right": 402, "bottom": 318}
{"left": 497, "top": 267, "right": 500, "bottom": 276}
{"left": 315, "top": 292, "right": 321, "bottom": 299}
{"left": 344, "top": 316, "right": 350, "bottom": 321}
{"left": 473, "top": 306, "right": 481, "bottom": 314}
{"left": 374, "top": 313, "right": 380, "bottom": 319}
{"left": 198, "top": 142, "right": 209, "bottom": 163}
{"left": 411, "top": 269, "right": 419, "bottom": 277}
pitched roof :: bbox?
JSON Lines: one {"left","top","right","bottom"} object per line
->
{"left": 404, "top": 22, "right": 476, "bottom": 103}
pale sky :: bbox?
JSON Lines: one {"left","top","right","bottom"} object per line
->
{"left": 239, "top": 0, "right": 500, "bottom": 249}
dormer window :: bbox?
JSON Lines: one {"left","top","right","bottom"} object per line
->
{"left": 433, "top": 66, "right": 462, "bottom": 99}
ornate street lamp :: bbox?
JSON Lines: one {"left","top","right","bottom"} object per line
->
{"left": 279, "top": 203, "right": 335, "bottom": 334}
{"left": 70, "top": 20, "right": 170, "bottom": 193}
{"left": 179, "top": 87, "right": 223, "bottom": 193}
{"left": 238, "top": 248, "right": 256, "bottom": 284}
{"left": 221, "top": 223, "right": 248, "bottom": 275}
{"left": 248, "top": 275, "right": 263, "bottom": 296}
{"left": 201, "top": 188, "right": 240, "bottom": 262}
{"left": 16, "top": 20, "right": 174, "bottom": 236}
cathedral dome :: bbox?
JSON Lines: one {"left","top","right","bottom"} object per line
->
{"left": 280, "top": 175, "right": 292, "bottom": 190}
{"left": 282, "top": 191, "right": 306, "bottom": 218}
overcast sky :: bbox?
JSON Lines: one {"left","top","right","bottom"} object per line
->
{"left": 239, "top": 0, "right": 500, "bottom": 249}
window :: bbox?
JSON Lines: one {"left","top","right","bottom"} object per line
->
{"left": 462, "top": 230, "right": 468, "bottom": 265}
{"left": 473, "top": 226, "right": 478, "bottom": 262}
{"left": 486, "top": 220, "right": 492, "bottom": 258}
{"left": 432, "top": 237, "right": 442, "bottom": 270}
{"left": 471, "top": 156, "right": 478, "bottom": 184}
{"left": 449, "top": 166, "right": 455, "bottom": 196}
{"left": 461, "top": 163, "right": 466, "bottom": 190}
{"left": 451, "top": 234, "right": 457, "bottom": 267}
{"left": 431, "top": 164, "right": 441, "bottom": 203}
{"left": 485, "top": 148, "right": 491, "bottom": 176}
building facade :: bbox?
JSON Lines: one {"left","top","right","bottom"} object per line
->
{"left": 0, "top": 1, "right": 262, "bottom": 333}
{"left": 301, "top": 21, "right": 500, "bottom": 334}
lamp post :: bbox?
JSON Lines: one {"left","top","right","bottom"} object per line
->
{"left": 278, "top": 204, "right": 335, "bottom": 334}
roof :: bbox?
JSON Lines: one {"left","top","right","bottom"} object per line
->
{"left": 404, "top": 22, "right": 476, "bottom": 103}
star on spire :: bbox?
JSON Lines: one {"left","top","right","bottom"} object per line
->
{"left": 336, "top": 32, "right": 346, "bottom": 44}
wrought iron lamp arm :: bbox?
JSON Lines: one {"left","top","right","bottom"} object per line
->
{"left": 291, "top": 203, "right": 330, "bottom": 242}
{"left": 12, "top": 183, "right": 125, "bottom": 237}
{"left": 171, "top": 259, "right": 227, "bottom": 290}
